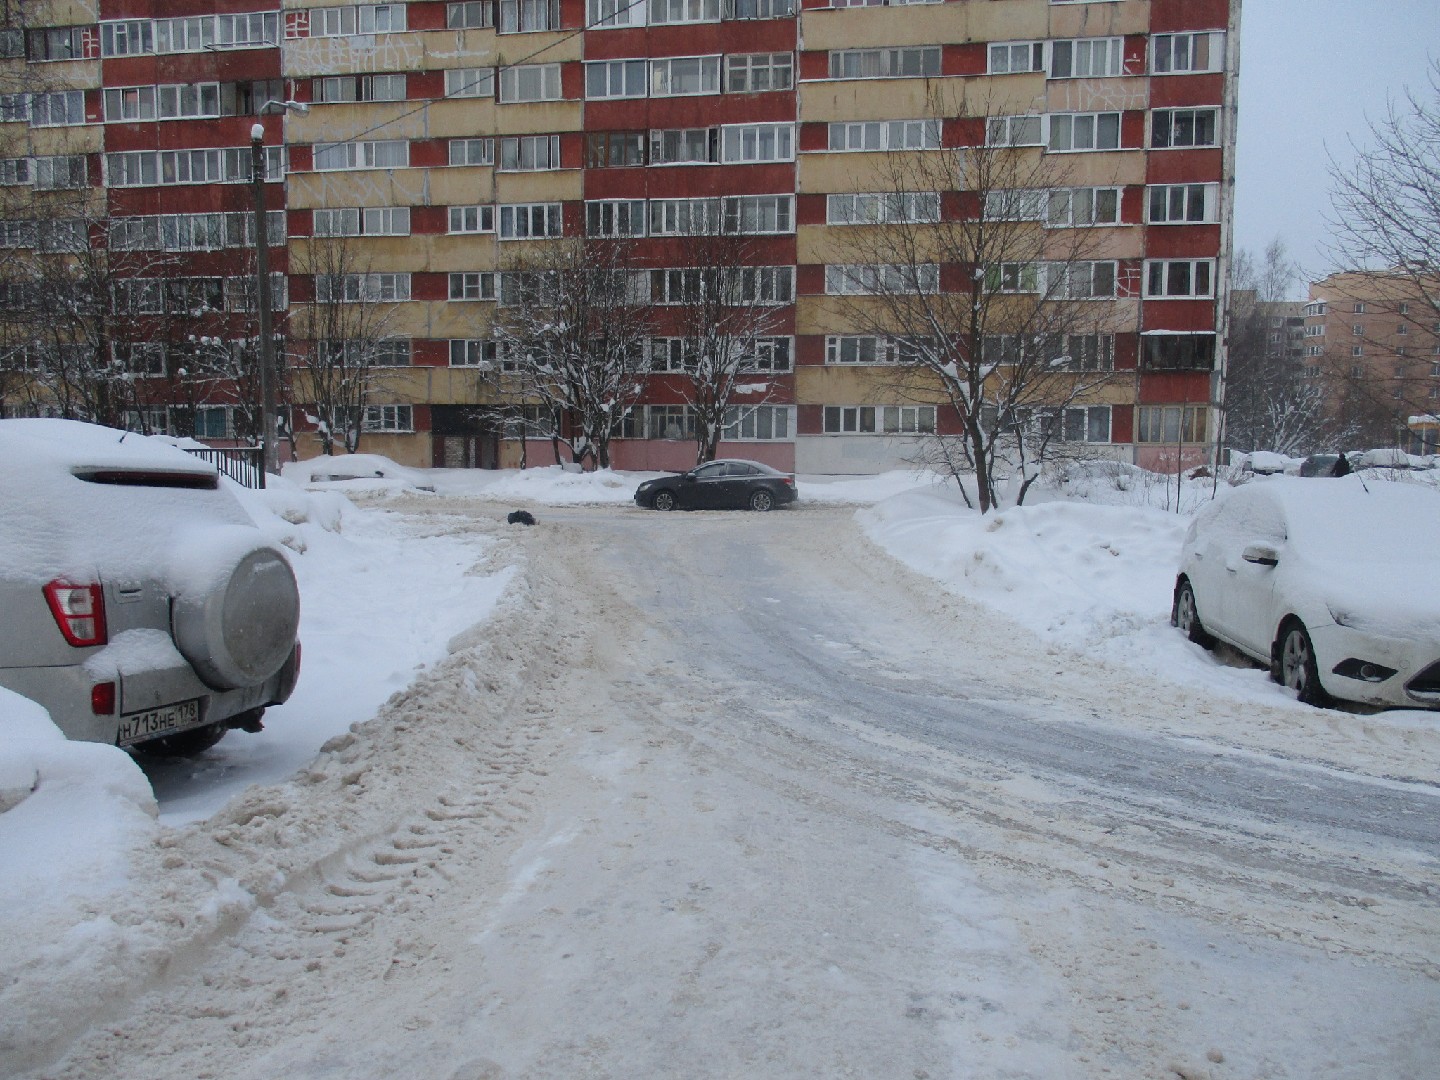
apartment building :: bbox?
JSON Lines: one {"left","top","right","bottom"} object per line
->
{"left": 0, "top": 0, "right": 1238, "bottom": 474}
{"left": 1304, "top": 271, "right": 1440, "bottom": 453}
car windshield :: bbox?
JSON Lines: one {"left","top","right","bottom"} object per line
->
{"left": 1275, "top": 479, "right": 1440, "bottom": 566}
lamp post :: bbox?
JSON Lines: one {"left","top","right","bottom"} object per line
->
{"left": 249, "top": 122, "right": 277, "bottom": 477}
{"left": 248, "top": 101, "right": 306, "bottom": 477}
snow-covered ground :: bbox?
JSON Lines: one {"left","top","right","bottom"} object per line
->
{"left": 3, "top": 457, "right": 1438, "bottom": 1077}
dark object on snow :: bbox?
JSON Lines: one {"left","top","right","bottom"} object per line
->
{"left": 1331, "top": 453, "right": 1352, "bottom": 477}
{"left": 507, "top": 509, "right": 536, "bottom": 526}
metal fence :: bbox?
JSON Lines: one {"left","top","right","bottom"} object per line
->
{"left": 183, "top": 446, "right": 266, "bottom": 489}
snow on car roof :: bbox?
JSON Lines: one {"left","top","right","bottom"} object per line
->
{"left": 0, "top": 418, "right": 219, "bottom": 476}
{"left": 1253, "top": 476, "right": 1440, "bottom": 563}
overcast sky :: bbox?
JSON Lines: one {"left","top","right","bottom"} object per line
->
{"left": 1233, "top": 1, "right": 1438, "bottom": 287}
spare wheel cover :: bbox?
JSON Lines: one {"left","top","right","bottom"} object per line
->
{"left": 173, "top": 547, "right": 299, "bottom": 690}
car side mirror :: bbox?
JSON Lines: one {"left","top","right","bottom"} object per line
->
{"left": 682, "top": 473, "right": 696, "bottom": 483}
{"left": 1242, "top": 543, "right": 1279, "bottom": 567}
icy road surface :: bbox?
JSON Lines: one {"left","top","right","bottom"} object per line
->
{"left": 20, "top": 500, "right": 1440, "bottom": 1079}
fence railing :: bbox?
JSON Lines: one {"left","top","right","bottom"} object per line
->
{"left": 183, "top": 446, "right": 266, "bottom": 489}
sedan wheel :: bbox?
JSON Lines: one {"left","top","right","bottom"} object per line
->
{"left": 1173, "top": 580, "right": 1214, "bottom": 647}
{"left": 1275, "top": 621, "right": 1329, "bottom": 707}
{"left": 749, "top": 489, "right": 775, "bottom": 512}
{"left": 652, "top": 491, "right": 677, "bottom": 511}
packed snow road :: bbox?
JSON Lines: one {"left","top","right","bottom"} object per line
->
{"left": 14, "top": 499, "right": 1440, "bottom": 1079}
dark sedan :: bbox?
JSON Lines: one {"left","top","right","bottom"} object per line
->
{"left": 635, "top": 459, "right": 798, "bottom": 512}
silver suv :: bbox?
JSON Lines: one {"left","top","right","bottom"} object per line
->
{"left": 0, "top": 419, "right": 301, "bottom": 756}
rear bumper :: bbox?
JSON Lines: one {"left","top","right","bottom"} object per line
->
{"left": 0, "top": 641, "right": 300, "bottom": 745}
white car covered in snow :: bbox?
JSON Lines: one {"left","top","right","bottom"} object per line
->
{"left": 0, "top": 419, "right": 301, "bottom": 756}
{"left": 1172, "top": 477, "right": 1440, "bottom": 710}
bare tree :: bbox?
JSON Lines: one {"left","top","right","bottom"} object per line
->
{"left": 290, "top": 237, "right": 400, "bottom": 455}
{"left": 831, "top": 95, "right": 1123, "bottom": 511}
{"left": 493, "top": 237, "right": 653, "bottom": 469}
{"left": 653, "top": 230, "right": 790, "bottom": 464}
{"left": 1225, "top": 240, "right": 1352, "bottom": 455}
{"left": 1322, "top": 62, "right": 1440, "bottom": 450}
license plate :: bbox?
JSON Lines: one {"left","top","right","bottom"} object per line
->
{"left": 117, "top": 698, "right": 202, "bottom": 746}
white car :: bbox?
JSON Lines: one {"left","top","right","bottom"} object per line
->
{"left": 0, "top": 419, "right": 301, "bottom": 756}
{"left": 1172, "top": 477, "right": 1440, "bottom": 710}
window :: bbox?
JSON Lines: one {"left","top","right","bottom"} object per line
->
{"left": 1352, "top": 323, "right": 1364, "bottom": 335}
{"left": 1061, "top": 406, "right": 1111, "bottom": 443}
{"left": 193, "top": 406, "right": 234, "bottom": 439}
{"left": 1351, "top": 347, "right": 1364, "bottom": 359}
{"left": 30, "top": 92, "right": 86, "bottom": 127}
{"left": 722, "top": 404, "right": 793, "bottom": 440}
{"left": 828, "top": 119, "right": 940, "bottom": 151}
{"left": 989, "top": 42, "right": 1044, "bottom": 75}
{"left": 1146, "top": 183, "right": 1218, "bottom": 224}
{"left": 499, "top": 203, "right": 563, "bottom": 238}
{"left": 318, "top": 273, "right": 411, "bottom": 302}
{"left": 313, "top": 140, "right": 409, "bottom": 171}
{"left": 363, "top": 405, "right": 413, "bottom": 432}
{"left": 984, "top": 189, "right": 1046, "bottom": 221}
{"left": 825, "top": 264, "right": 938, "bottom": 295}
{"left": 1145, "top": 259, "right": 1214, "bottom": 299}
{"left": 216, "top": 12, "right": 281, "bottom": 46}
{"left": 450, "top": 339, "right": 499, "bottom": 368}
{"left": 829, "top": 48, "right": 940, "bottom": 79}
{"left": 500, "top": 64, "right": 562, "bottom": 102}
{"left": 500, "top": 134, "right": 561, "bottom": 170}
{"left": 651, "top": 56, "right": 721, "bottom": 97}
{"left": 986, "top": 115, "right": 1042, "bottom": 147}
{"left": 586, "top": 59, "right": 647, "bottom": 99}
{"left": 28, "top": 27, "right": 89, "bottom": 62}
{"left": 589, "top": 0, "right": 646, "bottom": 26}
{"left": 446, "top": 68, "right": 495, "bottom": 98}
{"left": 986, "top": 262, "right": 1039, "bottom": 293}
{"left": 1049, "top": 261, "right": 1117, "bottom": 298}
{"left": 448, "top": 205, "right": 496, "bottom": 233}
{"left": 105, "top": 146, "right": 284, "bottom": 186}
{"left": 720, "top": 123, "right": 794, "bottom": 162}
{"left": 314, "top": 74, "right": 407, "bottom": 103}
{"left": 1152, "top": 32, "right": 1222, "bottom": 74}
{"left": 645, "top": 405, "right": 698, "bottom": 441}
{"left": 450, "top": 138, "right": 495, "bottom": 166}
{"left": 726, "top": 53, "right": 793, "bottom": 93}
{"left": 823, "top": 405, "right": 935, "bottom": 435}
{"left": 314, "top": 207, "right": 411, "bottom": 236}
{"left": 651, "top": 266, "right": 794, "bottom": 304}
{"left": 1142, "top": 334, "right": 1215, "bottom": 371}
{"left": 724, "top": 195, "right": 794, "bottom": 234}
{"left": 1047, "top": 187, "right": 1121, "bottom": 226}
{"left": 448, "top": 2, "right": 495, "bottom": 28}
{"left": 0, "top": 159, "right": 28, "bottom": 185}
{"left": 1050, "top": 38, "right": 1124, "bottom": 78}
{"left": 1136, "top": 405, "right": 1206, "bottom": 444}
{"left": 825, "top": 336, "right": 932, "bottom": 365}
{"left": 101, "top": 21, "right": 154, "bottom": 57}
{"left": 726, "top": 0, "right": 793, "bottom": 16}
{"left": 587, "top": 131, "right": 645, "bottom": 167}
{"left": 1352, "top": 301, "right": 1365, "bottom": 313}
{"left": 649, "top": 0, "right": 720, "bottom": 22}
{"left": 109, "top": 211, "right": 283, "bottom": 251}
{"left": 448, "top": 272, "right": 498, "bottom": 300}
{"left": 1151, "top": 108, "right": 1219, "bottom": 149}
{"left": 586, "top": 200, "right": 647, "bottom": 237}
{"left": 650, "top": 198, "right": 721, "bottom": 236}
{"left": 827, "top": 192, "right": 940, "bottom": 224}
{"left": 33, "top": 155, "right": 87, "bottom": 190}
{"left": 499, "top": 0, "right": 560, "bottom": 31}
{"left": 650, "top": 127, "right": 718, "bottom": 164}
{"left": 309, "top": 6, "right": 406, "bottom": 37}
{"left": 318, "top": 339, "right": 411, "bottom": 367}
{"left": 1048, "top": 112, "right": 1121, "bottom": 152}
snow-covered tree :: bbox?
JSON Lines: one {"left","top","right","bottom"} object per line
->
{"left": 494, "top": 238, "right": 653, "bottom": 469}
{"left": 830, "top": 90, "right": 1123, "bottom": 511}
{"left": 291, "top": 237, "right": 401, "bottom": 455}
{"left": 654, "top": 231, "right": 789, "bottom": 465}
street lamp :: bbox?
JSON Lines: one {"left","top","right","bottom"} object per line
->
{"left": 248, "top": 101, "right": 306, "bottom": 477}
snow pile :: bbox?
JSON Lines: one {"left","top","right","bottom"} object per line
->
{"left": 443, "top": 463, "right": 641, "bottom": 504}
{"left": 283, "top": 453, "right": 437, "bottom": 494}
{"left": 858, "top": 487, "right": 1188, "bottom": 654}
{"left": 0, "top": 687, "right": 157, "bottom": 974}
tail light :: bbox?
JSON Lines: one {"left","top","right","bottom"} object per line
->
{"left": 43, "top": 581, "right": 107, "bottom": 647}
{"left": 92, "top": 682, "right": 116, "bottom": 715}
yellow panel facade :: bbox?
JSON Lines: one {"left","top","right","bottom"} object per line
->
{"left": 1047, "top": 1, "right": 1153, "bottom": 39}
